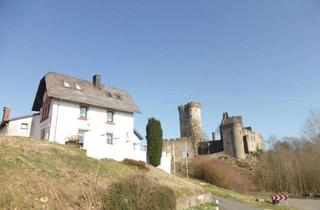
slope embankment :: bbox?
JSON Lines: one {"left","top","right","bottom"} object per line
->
{"left": 0, "top": 135, "right": 204, "bottom": 209}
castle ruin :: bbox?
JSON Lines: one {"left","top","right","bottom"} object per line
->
{"left": 163, "top": 101, "right": 263, "bottom": 164}
{"left": 178, "top": 102, "right": 203, "bottom": 152}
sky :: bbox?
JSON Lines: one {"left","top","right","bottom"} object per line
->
{"left": 1, "top": 0, "right": 320, "bottom": 142}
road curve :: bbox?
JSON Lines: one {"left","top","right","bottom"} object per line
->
{"left": 212, "top": 196, "right": 262, "bottom": 210}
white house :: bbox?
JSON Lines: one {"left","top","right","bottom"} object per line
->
{"left": 0, "top": 107, "right": 40, "bottom": 138}
{"left": 31, "top": 72, "right": 171, "bottom": 172}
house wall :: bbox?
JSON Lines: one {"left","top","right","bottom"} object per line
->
{"left": 48, "top": 99, "right": 137, "bottom": 146}
{"left": 30, "top": 114, "right": 40, "bottom": 139}
{"left": 37, "top": 95, "right": 54, "bottom": 140}
{"left": 0, "top": 116, "right": 33, "bottom": 137}
{"left": 85, "top": 131, "right": 171, "bottom": 173}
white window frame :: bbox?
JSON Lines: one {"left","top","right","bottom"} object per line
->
{"left": 106, "top": 133, "right": 113, "bottom": 145}
{"left": 80, "top": 106, "right": 88, "bottom": 118}
{"left": 78, "top": 130, "right": 85, "bottom": 144}
{"left": 107, "top": 111, "right": 114, "bottom": 122}
{"left": 20, "top": 123, "right": 28, "bottom": 130}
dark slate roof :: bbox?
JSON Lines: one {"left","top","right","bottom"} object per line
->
{"left": 222, "top": 116, "right": 243, "bottom": 125}
{"left": 9, "top": 114, "right": 33, "bottom": 121}
{"left": 134, "top": 129, "right": 144, "bottom": 140}
{"left": 32, "top": 72, "right": 140, "bottom": 113}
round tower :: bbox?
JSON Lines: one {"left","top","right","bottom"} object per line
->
{"left": 230, "top": 121, "right": 246, "bottom": 159}
{"left": 178, "top": 105, "right": 187, "bottom": 137}
{"left": 178, "top": 101, "right": 202, "bottom": 138}
{"left": 220, "top": 114, "right": 246, "bottom": 159}
{"left": 186, "top": 102, "right": 202, "bottom": 136}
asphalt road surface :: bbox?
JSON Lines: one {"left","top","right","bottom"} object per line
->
{"left": 212, "top": 196, "right": 262, "bottom": 210}
{"left": 288, "top": 198, "right": 320, "bottom": 210}
{"left": 210, "top": 196, "right": 320, "bottom": 210}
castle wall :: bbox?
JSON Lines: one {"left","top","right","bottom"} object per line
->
{"left": 221, "top": 122, "right": 246, "bottom": 159}
{"left": 163, "top": 137, "right": 195, "bottom": 162}
{"left": 243, "top": 128, "right": 263, "bottom": 152}
{"left": 198, "top": 140, "right": 223, "bottom": 155}
{"left": 162, "top": 138, "right": 195, "bottom": 174}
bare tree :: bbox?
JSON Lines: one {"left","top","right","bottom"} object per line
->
{"left": 302, "top": 109, "right": 320, "bottom": 143}
{"left": 266, "top": 135, "right": 278, "bottom": 151}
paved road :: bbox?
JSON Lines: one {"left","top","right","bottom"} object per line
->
{"left": 288, "top": 198, "right": 320, "bottom": 210}
{"left": 212, "top": 196, "right": 262, "bottom": 210}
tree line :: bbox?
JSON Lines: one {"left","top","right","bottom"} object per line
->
{"left": 255, "top": 110, "right": 320, "bottom": 195}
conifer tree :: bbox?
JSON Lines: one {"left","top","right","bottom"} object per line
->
{"left": 146, "top": 118, "right": 163, "bottom": 167}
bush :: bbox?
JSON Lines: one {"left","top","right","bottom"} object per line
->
{"left": 122, "top": 159, "right": 149, "bottom": 171}
{"left": 191, "top": 156, "right": 255, "bottom": 193}
{"left": 103, "top": 174, "right": 176, "bottom": 210}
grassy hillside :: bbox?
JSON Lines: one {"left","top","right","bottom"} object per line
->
{"left": 0, "top": 135, "right": 204, "bottom": 209}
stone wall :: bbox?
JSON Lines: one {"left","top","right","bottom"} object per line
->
{"left": 198, "top": 140, "right": 223, "bottom": 154}
{"left": 163, "top": 137, "right": 195, "bottom": 162}
{"left": 176, "top": 193, "right": 213, "bottom": 210}
{"left": 163, "top": 137, "right": 195, "bottom": 174}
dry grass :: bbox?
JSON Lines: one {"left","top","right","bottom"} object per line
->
{"left": 191, "top": 155, "right": 256, "bottom": 193}
{"left": 0, "top": 135, "right": 204, "bottom": 209}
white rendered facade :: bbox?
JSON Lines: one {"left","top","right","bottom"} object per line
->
{"left": 38, "top": 97, "right": 139, "bottom": 147}
{"left": 0, "top": 115, "right": 34, "bottom": 137}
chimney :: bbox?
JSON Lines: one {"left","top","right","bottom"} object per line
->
{"left": 93, "top": 74, "right": 101, "bottom": 89}
{"left": 212, "top": 132, "right": 216, "bottom": 141}
{"left": 223, "top": 112, "right": 229, "bottom": 119}
{"left": 2, "top": 107, "right": 11, "bottom": 123}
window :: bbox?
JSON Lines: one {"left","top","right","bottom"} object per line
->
{"left": 41, "top": 97, "right": 51, "bottom": 122}
{"left": 78, "top": 130, "right": 85, "bottom": 144}
{"left": 107, "top": 92, "right": 113, "bottom": 98}
{"left": 63, "top": 81, "right": 70, "bottom": 88}
{"left": 75, "top": 84, "right": 82, "bottom": 90}
{"left": 21, "top": 123, "right": 28, "bottom": 129}
{"left": 107, "top": 111, "right": 114, "bottom": 122}
{"left": 106, "top": 133, "right": 113, "bottom": 145}
{"left": 80, "top": 106, "right": 88, "bottom": 118}
{"left": 115, "top": 94, "right": 122, "bottom": 100}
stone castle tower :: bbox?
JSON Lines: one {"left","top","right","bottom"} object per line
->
{"left": 178, "top": 101, "right": 203, "bottom": 140}
{"left": 220, "top": 112, "right": 246, "bottom": 159}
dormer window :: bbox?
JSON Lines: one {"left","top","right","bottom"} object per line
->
{"left": 63, "top": 81, "right": 70, "bottom": 88}
{"left": 107, "top": 92, "right": 113, "bottom": 98}
{"left": 75, "top": 84, "right": 82, "bottom": 90}
{"left": 115, "top": 94, "right": 122, "bottom": 100}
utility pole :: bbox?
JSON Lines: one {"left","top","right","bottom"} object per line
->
{"left": 184, "top": 142, "right": 189, "bottom": 178}
{"left": 173, "top": 140, "right": 176, "bottom": 175}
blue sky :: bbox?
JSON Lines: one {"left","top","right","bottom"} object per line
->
{"left": 1, "top": 0, "right": 320, "bottom": 141}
